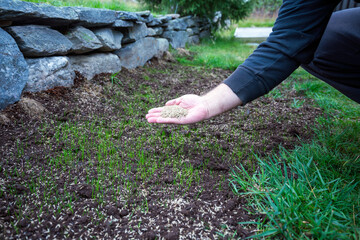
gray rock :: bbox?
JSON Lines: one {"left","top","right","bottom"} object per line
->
{"left": 113, "top": 19, "right": 134, "bottom": 28}
{"left": 0, "top": 27, "right": 28, "bottom": 110}
{"left": 224, "top": 19, "right": 231, "bottom": 29}
{"left": 18, "top": 97, "right": 48, "bottom": 119}
{"left": 153, "top": 27, "right": 164, "bottom": 36}
{"left": 165, "top": 14, "right": 180, "bottom": 19}
{"left": 139, "top": 14, "right": 154, "bottom": 24}
{"left": 0, "top": 113, "right": 10, "bottom": 125}
{"left": 70, "top": 7, "right": 116, "bottom": 27}
{"left": 188, "top": 35, "right": 200, "bottom": 45}
{"left": 158, "top": 15, "right": 172, "bottom": 23}
{"left": 147, "top": 27, "right": 165, "bottom": 37}
{"left": 190, "top": 27, "right": 200, "bottom": 35}
{"left": 200, "top": 29, "right": 211, "bottom": 38}
{"left": 186, "top": 28, "right": 194, "bottom": 36}
{"left": 6, "top": 25, "right": 73, "bottom": 57}
{"left": 24, "top": 57, "right": 74, "bottom": 92}
{"left": 69, "top": 53, "right": 121, "bottom": 80}
{"left": 162, "top": 30, "right": 188, "bottom": 49}
{"left": 122, "top": 22, "right": 148, "bottom": 44}
{"left": 0, "top": 0, "right": 79, "bottom": 26}
{"left": 93, "top": 28, "right": 123, "bottom": 51}
{"left": 116, "top": 11, "right": 139, "bottom": 21}
{"left": 115, "top": 37, "right": 160, "bottom": 69}
{"left": 184, "top": 17, "right": 197, "bottom": 28}
{"left": 65, "top": 26, "right": 102, "bottom": 54}
{"left": 164, "top": 18, "right": 188, "bottom": 31}
{"left": 147, "top": 28, "right": 157, "bottom": 37}
{"left": 135, "top": 10, "right": 151, "bottom": 17}
{"left": 155, "top": 38, "right": 169, "bottom": 58}
{"left": 147, "top": 18, "right": 162, "bottom": 27}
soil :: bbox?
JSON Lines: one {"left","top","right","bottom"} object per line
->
{"left": 161, "top": 106, "right": 188, "bottom": 119}
{"left": 0, "top": 61, "right": 322, "bottom": 239}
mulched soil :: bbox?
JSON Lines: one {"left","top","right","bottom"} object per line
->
{"left": 0, "top": 60, "right": 322, "bottom": 239}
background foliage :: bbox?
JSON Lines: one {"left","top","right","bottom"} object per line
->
{"left": 140, "top": 0, "right": 253, "bottom": 25}
{"left": 253, "top": 0, "right": 282, "bottom": 13}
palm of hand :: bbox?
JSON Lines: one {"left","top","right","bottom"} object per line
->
{"left": 146, "top": 94, "right": 209, "bottom": 124}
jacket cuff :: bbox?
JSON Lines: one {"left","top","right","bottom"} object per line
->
{"left": 223, "top": 66, "right": 267, "bottom": 105}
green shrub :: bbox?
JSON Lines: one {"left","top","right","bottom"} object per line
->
{"left": 140, "top": 0, "right": 253, "bottom": 26}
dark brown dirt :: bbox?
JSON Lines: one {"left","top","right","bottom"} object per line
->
{"left": 0, "top": 61, "right": 322, "bottom": 239}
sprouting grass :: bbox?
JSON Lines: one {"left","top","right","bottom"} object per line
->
{"left": 22, "top": 0, "right": 145, "bottom": 12}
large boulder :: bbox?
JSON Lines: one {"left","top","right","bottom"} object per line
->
{"left": 162, "top": 30, "right": 188, "bottom": 49}
{"left": 93, "top": 28, "right": 123, "bottom": 51}
{"left": 122, "top": 22, "right": 148, "bottom": 44}
{"left": 65, "top": 26, "right": 102, "bottom": 54}
{"left": 24, "top": 57, "right": 74, "bottom": 92}
{"left": 155, "top": 38, "right": 169, "bottom": 58}
{"left": 68, "top": 53, "right": 121, "bottom": 80}
{"left": 6, "top": 25, "right": 73, "bottom": 57}
{"left": 70, "top": 7, "right": 116, "bottom": 27}
{"left": 115, "top": 37, "right": 162, "bottom": 69}
{"left": 0, "top": 27, "right": 28, "bottom": 110}
{"left": 0, "top": 0, "right": 79, "bottom": 26}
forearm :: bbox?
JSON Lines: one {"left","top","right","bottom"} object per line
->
{"left": 202, "top": 83, "right": 242, "bottom": 119}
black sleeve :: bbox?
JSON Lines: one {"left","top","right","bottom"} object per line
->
{"left": 224, "top": 0, "right": 340, "bottom": 105}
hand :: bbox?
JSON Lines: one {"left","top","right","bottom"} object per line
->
{"left": 146, "top": 94, "right": 209, "bottom": 124}
{"left": 146, "top": 84, "right": 242, "bottom": 125}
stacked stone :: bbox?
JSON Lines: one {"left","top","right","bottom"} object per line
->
{"left": 144, "top": 14, "right": 211, "bottom": 49}
{"left": 0, "top": 0, "right": 211, "bottom": 110}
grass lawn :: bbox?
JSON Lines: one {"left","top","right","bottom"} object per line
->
{"left": 22, "top": 0, "right": 145, "bottom": 12}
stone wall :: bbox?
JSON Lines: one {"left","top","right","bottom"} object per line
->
{"left": 0, "top": 0, "right": 211, "bottom": 110}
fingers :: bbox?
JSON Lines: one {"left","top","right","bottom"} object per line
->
{"left": 147, "top": 116, "right": 181, "bottom": 124}
{"left": 147, "top": 107, "right": 164, "bottom": 114}
{"left": 146, "top": 108, "right": 183, "bottom": 124}
{"left": 166, "top": 97, "right": 182, "bottom": 106}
